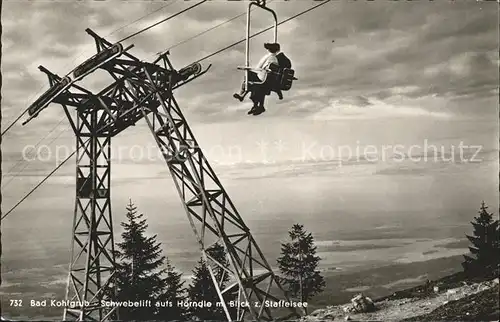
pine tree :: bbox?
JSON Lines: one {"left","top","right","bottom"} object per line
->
{"left": 277, "top": 224, "right": 325, "bottom": 314}
{"left": 187, "top": 242, "right": 236, "bottom": 320}
{"left": 188, "top": 259, "right": 224, "bottom": 320}
{"left": 156, "top": 259, "right": 188, "bottom": 320}
{"left": 113, "top": 199, "right": 182, "bottom": 320}
{"left": 462, "top": 201, "right": 500, "bottom": 278}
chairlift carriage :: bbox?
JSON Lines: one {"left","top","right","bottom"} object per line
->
{"left": 237, "top": 0, "right": 297, "bottom": 99}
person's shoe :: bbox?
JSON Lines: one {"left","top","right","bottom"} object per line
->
{"left": 233, "top": 93, "right": 244, "bottom": 102}
{"left": 252, "top": 106, "right": 266, "bottom": 116}
{"left": 247, "top": 105, "right": 257, "bottom": 115}
{"left": 276, "top": 90, "right": 283, "bottom": 100}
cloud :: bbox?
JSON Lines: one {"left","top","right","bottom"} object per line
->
{"left": 308, "top": 98, "right": 452, "bottom": 121}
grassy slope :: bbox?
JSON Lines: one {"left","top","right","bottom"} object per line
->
{"left": 403, "top": 284, "right": 499, "bottom": 321}
{"left": 306, "top": 255, "right": 499, "bottom": 322}
{"left": 306, "top": 255, "right": 463, "bottom": 313}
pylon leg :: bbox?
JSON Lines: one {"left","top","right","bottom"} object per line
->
{"left": 63, "top": 107, "right": 117, "bottom": 321}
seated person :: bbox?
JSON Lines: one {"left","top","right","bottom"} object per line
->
{"left": 233, "top": 43, "right": 279, "bottom": 115}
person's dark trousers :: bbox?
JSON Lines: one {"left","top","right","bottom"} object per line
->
{"left": 250, "top": 86, "right": 266, "bottom": 107}
{"left": 238, "top": 71, "right": 261, "bottom": 96}
{"left": 248, "top": 85, "right": 266, "bottom": 115}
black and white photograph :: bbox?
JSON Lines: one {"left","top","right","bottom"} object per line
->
{"left": 0, "top": 0, "right": 499, "bottom": 321}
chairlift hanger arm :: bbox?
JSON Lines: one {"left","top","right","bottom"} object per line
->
{"left": 245, "top": 0, "right": 278, "bottom": 91}
{"left": 248, "top": 0, "right": 278, "bottom": 42}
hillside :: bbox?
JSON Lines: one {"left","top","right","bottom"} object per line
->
{"left": 403, "top": 286, "right": 499, "bottom": 321}
{"left": 301, "top": 275, "right": 499, "bottom": 321}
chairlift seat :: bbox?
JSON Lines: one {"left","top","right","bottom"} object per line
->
{"left": 238, "top": 64, "right": 297, "bottom": 95}
{"left": 266, "top": 63, "right": 297, "bottom": 93}
{"left": 280, "top": 68, "right": 295, "bottom": 91}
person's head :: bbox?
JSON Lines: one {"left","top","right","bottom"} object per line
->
{"left": 264, "top": 42, "right": 280, "bottom": 53}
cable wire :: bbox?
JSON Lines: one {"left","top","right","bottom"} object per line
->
{"left": 2, "top": 119, "right": 69, "bottom": 189}
{"left": 111, "top": 0, "right": 179, "bottom": 38}
{"left": 1, "top": 145, "right": 81, "bottom": 221}
{"left": 3, "top": 117, "right": 66, "bottom": 175}
{"left": 118, "top": 0, "right": 209, "bottom": 43}
{"left": 1, "top": 109, "right": 29, "bottom": 137}
{"left": 195, "top": 0, "right": 331, "bottom": 64}
{"left": 161, "top": 0, "right": 275, "bottom": 53}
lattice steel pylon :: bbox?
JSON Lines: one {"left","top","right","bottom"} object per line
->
{"left": 25, "top": 29, "right": 302, "bottom": 321}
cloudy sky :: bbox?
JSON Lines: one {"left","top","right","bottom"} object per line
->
{"left": 1, "top": 1, "right": 498, "bottom": 232}
{"left": 2, "top": 0, "right": 498, "bottom": 126}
